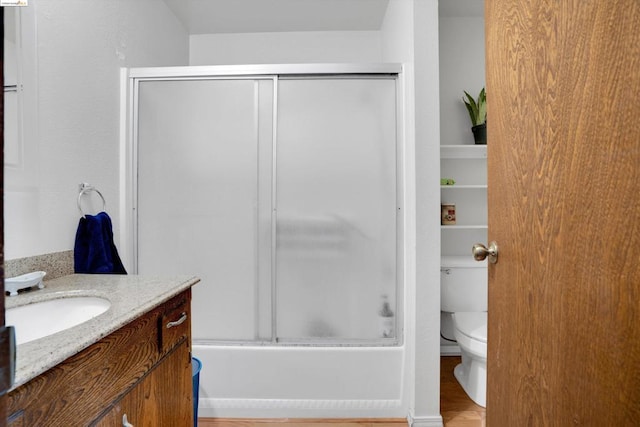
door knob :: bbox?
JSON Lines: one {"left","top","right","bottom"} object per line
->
{"left": 472, "top": 241, "right": 499, "bottom": 264}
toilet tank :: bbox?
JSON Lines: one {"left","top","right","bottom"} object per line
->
{"left": 441, "top": 256, "right": 488, "bottom": 312}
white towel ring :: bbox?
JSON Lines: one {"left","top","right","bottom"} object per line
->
{"left": 77, "top": 183, "right": 106, "bottom": 218}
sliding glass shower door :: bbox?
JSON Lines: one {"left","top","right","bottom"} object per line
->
{"left": 135, "top": 73, "right": 400, "bottom": 344}
{"left": 275, "top": 78, "right": 398, "bottom": 342}
{"left": 137, "top": 78, "right": 274, "bottom": 341}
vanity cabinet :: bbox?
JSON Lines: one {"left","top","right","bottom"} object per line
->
{"left": 7, "top": 289, "right": 193, "bottom": 426}
{"left": 92, "top": 340, "right": 191, "bottom": 426}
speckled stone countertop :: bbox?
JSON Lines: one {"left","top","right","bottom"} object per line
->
{"left": 6, "top": 274, "right": 200, "bottom": 391}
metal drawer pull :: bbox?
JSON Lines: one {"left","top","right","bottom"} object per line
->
{"left": 166, "top": 312, "right": 187, "bottom": 329}
{"left": 123, "top": 414, "right": 134, "bottom": 427}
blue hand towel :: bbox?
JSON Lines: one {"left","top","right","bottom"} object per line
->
{"left": 74, "top": 211, "right": 127, "bottom": 274}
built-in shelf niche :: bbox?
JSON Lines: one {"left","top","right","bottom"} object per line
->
{"left": 440, "top": 144, "right": 488, "bottom": 256}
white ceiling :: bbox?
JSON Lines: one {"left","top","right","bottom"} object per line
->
{"left": 162, "top": 0, "right": 391, "bottom": 35}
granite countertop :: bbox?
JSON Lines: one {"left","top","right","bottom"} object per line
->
{"left": 5, "top": 274, "right": 200, "bottom": 391}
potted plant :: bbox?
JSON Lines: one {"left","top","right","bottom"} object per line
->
{"left": 463, "top": 88, "right": 487, "bottom": 144}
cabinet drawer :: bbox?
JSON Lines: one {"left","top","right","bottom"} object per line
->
{"left": 158, "top": 294, "right": 190, "bottom": 353}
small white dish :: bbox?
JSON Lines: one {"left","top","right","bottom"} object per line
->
{"left": 5, "top": 271, "right": 47, "bottom": 296}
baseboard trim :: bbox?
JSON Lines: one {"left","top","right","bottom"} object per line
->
{"left": 198, "top": 417, "right": 409, "bottom": 425}
{"left": 198, "top": 398, "right": 405, "bottom": 419}
{"left": 407, "top": 413, "right": 444, "bottom": 427}
{"left": 440, "top": 345, "right": 461, "bottom": 356}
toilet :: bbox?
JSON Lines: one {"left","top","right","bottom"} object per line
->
{"left": 441, "top": 256, "right": 488, "bottom": 407}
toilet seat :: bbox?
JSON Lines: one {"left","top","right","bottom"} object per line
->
{"left": 453, "top": 312, "right": 487, "bottom": 342}
{"left": 452, "top": 312, "right": 487, "bottom": 360}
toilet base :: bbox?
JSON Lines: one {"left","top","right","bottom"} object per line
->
{"left": 453, "top": 352, "right": 486, "bottom": 408}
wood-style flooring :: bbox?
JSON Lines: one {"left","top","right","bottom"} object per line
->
{"left": 198, "top": 356, "right": 485, "bottom": 427}
{"left": 440, "top": 356, "right": 486, "bottom": 427}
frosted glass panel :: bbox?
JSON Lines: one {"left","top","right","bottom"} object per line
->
{"left": 137, "top": 79, "right": 273, "bottom": 341}
{"left": 275, "top": 78, "right": 398, "bottom": 341}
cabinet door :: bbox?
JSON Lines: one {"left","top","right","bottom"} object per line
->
{"left": 94, "top": 341, "right": 193, "bottom": 426}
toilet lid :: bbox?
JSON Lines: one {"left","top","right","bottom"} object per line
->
{"left": 454, "top": 312, "right": 487, "bottom": 343}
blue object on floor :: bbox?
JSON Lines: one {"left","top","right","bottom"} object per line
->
{"left": 192, "top": 357, "right": 202, "bottom": 427}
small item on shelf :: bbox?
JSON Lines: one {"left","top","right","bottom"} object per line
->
{"left": 463, "top": 88, "right": 487, "bottom": 145}
{"left": 441, "top": 203, "right": 456, "bottom": 225}
{"left": 440, "top": 178, "right": 456, "bottom": 186}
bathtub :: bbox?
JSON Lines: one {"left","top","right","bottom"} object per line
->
{"left": 193, "top": 343, "right": 407, "bottom": 419}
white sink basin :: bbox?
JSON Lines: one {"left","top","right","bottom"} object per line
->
{"left": 6, "top": 296, "right": 111, "bottom": 345}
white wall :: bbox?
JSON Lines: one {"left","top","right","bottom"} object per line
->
{"left": 380, "top": 0, "right": 417, "bottom": 421}
{"left": 439, "top": 16, "right": 485, "bottom": 145}
{"left": 412, "top": 0, "right": 443, "bottom": 424}
{"left": 190, "top": 31, "right": 382, "bottom": 65}
{"left": 4, "top": 0, "right": 189, "bottom": 261}
{"left": 381, "top": 1, "right": 442, "bottom": 425}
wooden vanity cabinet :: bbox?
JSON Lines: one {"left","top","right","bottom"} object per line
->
{"left": 92, "top": 339, "right": 192, "bottom": 426}
{"left": 7, "top": 289, "right": 193, "bottom": 427}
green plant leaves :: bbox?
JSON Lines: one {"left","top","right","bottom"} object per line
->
{"left": 463, "top": 88, "right": 486, "bottom": 126}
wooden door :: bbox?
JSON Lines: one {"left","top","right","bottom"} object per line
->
{"left": 486, "top": 0, "right": 640, "bottom": 425}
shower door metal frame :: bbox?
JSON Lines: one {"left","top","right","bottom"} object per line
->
{"left": 125, "top": 63, "right": 405, "bottom": 347}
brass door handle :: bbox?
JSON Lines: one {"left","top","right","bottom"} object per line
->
{"left": 472, "top": 241, "right": 499, "bottom": 264}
